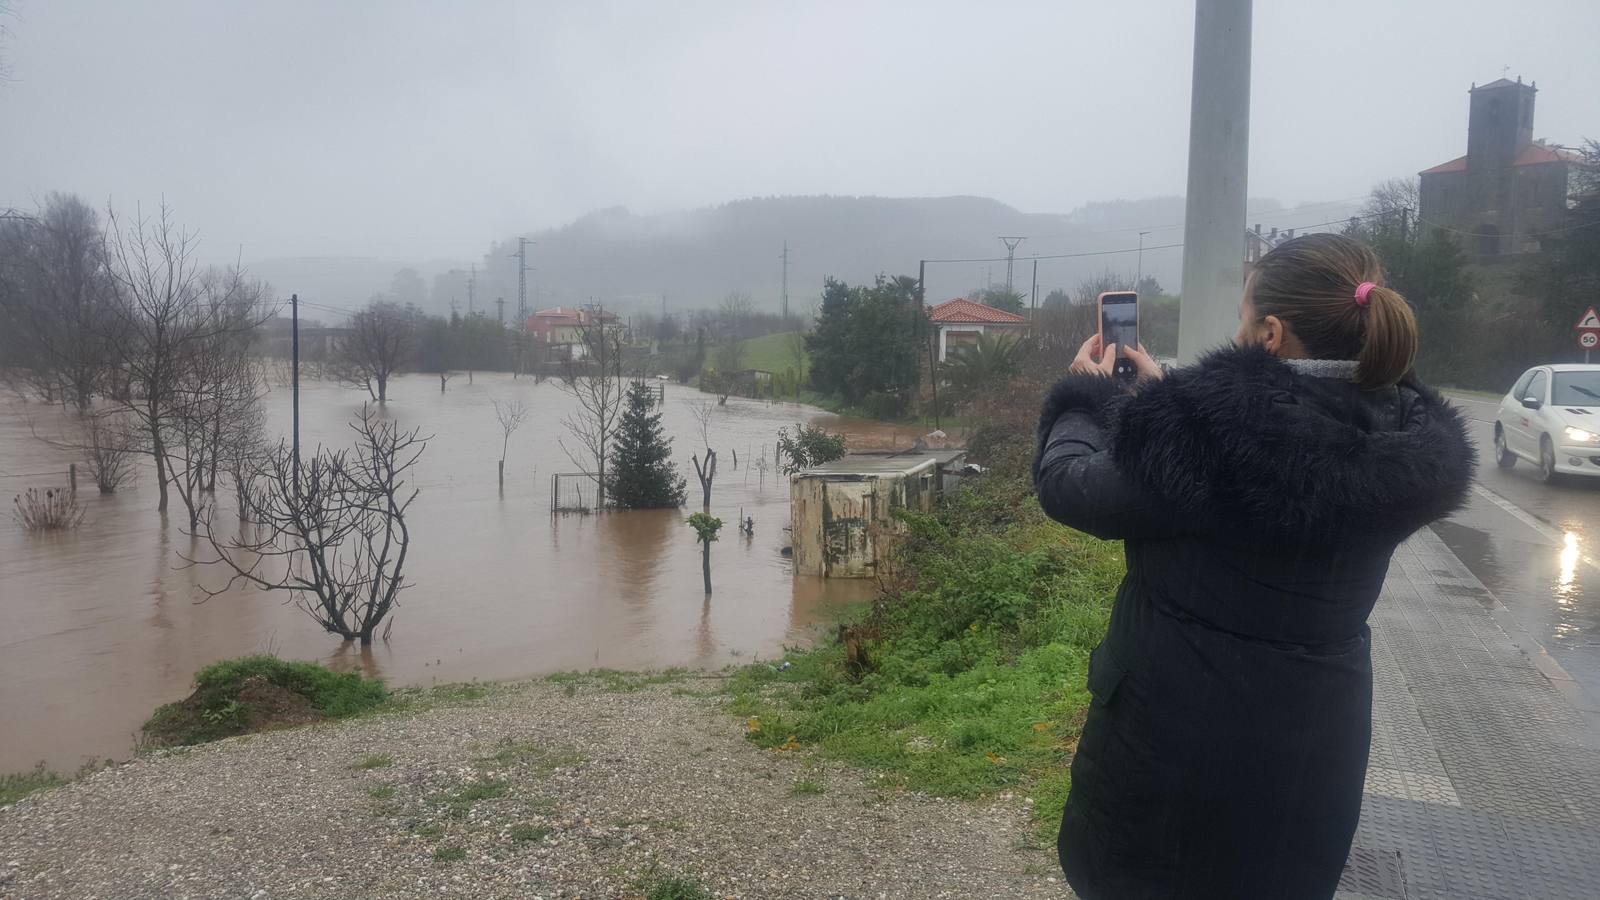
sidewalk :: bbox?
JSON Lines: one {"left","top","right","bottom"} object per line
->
{"left": 1336, "top": 529, "right": 1600, "bottom": 900}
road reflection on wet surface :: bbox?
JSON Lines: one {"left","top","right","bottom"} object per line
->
{"left": 1435, "top": 396, "right": 1600, "bottom": 702}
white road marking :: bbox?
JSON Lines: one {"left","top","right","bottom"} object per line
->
{"left": 1471, "top": 483, "right": 1600, "bottom": 575}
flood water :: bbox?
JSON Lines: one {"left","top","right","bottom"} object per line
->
{"left": 0, "top": 373, "right": 910, "bottom": 773}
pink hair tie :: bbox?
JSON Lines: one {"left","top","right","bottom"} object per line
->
{"left": 1354, "top": 282, "right": 1377, "bottom": 308}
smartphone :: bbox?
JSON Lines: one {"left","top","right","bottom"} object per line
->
{"left": 1098, "top": 291, "right": 1139, "bottom": 379}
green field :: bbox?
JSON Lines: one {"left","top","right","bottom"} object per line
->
{"left": 706, "top": 332, "right": 807, "bottom": 376}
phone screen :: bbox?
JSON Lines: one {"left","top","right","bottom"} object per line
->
{"left": 1100, "top": 294, "right": 1138, "bottom": 354}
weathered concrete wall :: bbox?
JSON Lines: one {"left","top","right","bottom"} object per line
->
{"left": 790, "top": 459, "right": 942, "bottom": 578}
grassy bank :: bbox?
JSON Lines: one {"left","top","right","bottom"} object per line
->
{"left": 142, "top": 654, "right": 388, "bottom": 748}
{"left": 726, "top": 463, "right": 1122, "bottom": 837}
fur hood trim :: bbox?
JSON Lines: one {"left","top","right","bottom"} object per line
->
{"left": 1039, "top": 345, "right": 1476, "bottom": 540}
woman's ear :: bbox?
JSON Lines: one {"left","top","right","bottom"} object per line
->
{"left": 1262, "top": 315, "right": 1287, "bottom": 356}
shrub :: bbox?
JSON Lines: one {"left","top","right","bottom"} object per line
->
{"left": 192, "top": 655, "right": 386, "bottom": 717}
{"left": 728, "top": 466, "right": 1123, "bottom": 836}
{"left": 142, "top": 655, "right": 386, "bottom": 747}
{"left": 11, "top": 486, "right": 85, "bottom": 531}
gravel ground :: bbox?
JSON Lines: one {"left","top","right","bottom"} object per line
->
{"left": 0, "top": 676, "right": 1068, "bottom": 899}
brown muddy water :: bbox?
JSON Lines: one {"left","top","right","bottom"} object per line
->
{"left": 0, "top": 374, "right": 911, "bottom": 773}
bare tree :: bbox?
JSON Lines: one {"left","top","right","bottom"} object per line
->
{"left": 556, "top": 312, "right": 625, "bottom": 508}
{"left": 103, "top": 202, "right": 264, "bottom": 520}
{"left": 82, "top": 410, "right": 138, "bottom": 494}
{"left": 492, "top": 397, "right": 530, "bottom": 489}
{"left": 691, "top": 449, "right": 717, "bottom": 512}
{"left": 334, "top": 300, "right": 415, "bottom": 404}
{"left": 193, "top": 407, "right": 428, "bottom": 645}
{"left": 1361, "top": 178, "right": 1420, "bottom": 227}
{"left": 685, "top": 399, "right": 716, "bottom": 452}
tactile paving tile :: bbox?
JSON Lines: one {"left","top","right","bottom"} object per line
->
{"left": 1423, "top": 802, "right": 1529, "bottom": 899}
{"left": 1338, "top": 844, "right": 1408, "bottom": 899}
{"left": 1355, "top": 795, "right": 1447, "bottom": 894}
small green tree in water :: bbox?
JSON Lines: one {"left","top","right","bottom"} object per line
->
{"left": 777, "top": 423, "right": 847, "bottom": 475}
{"left": 687, "top": 512, "right": 722, "bottom": 594}
{"left": 608, "top": 381, "right": 687, "bottom": 508}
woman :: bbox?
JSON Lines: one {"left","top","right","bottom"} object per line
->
{"left": 1034, "top": 233, "right": 1474, "bottom": 899}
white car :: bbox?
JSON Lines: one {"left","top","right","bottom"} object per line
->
{"left": 1494, "top": 364, "right": 1600, "bottom": 482}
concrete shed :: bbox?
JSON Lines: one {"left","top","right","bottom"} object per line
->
{"left": 789, "top": 450, "right": 966, "bottom": 578}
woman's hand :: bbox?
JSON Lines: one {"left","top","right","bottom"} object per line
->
{"left": 1070, "top": 334, "right": 1106, "bottom": 375}
{"left": 1070, "top": 335, "right": 1165, "bottom": 381}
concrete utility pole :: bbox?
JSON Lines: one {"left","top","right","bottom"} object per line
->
{"left": 494, "top": 297, "right": 506, "bottom": 325}
{"left": 290, "top": 294, "right": 300, "bottom": 496}
{"left": 467, "top": 264, "right": 477, "bottom": 317}
{"left": 511, "top": 238, "right": 535, "bottom": 328}
{"left": 780, "top": 241, "right": 790, "bottom": 321}
{"left": 999, "top": 237, "right": 1026, "bottom": 295}
{"left": 1137, "top": 231, "right": 1152, "bottom": 287}
{"left": 1177, "top": 0, "right": 1252, "bottom": 363}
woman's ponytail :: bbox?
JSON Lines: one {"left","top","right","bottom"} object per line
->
{"left": 1251, "top": 233, "right": 1422, "bottom": 391}
{"left": 1355, "top": 284, "right": 1418, "bottom": 390}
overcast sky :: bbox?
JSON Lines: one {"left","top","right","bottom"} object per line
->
{"left": 1, "top": 0, "right": 1596, "bottom": 265}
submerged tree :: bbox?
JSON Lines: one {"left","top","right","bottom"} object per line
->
{"left": 194, "top": 407, "right": 429, "bottom": 645}
{"left": 687, "top": 512, "right": 722, "bottom": 594}
{"left": 557, "top": 312, "right": 625, "bottom": 508}
{"left": 491, "top": 397, "right": 530, "bottom": 490}
{"left": 608, "top": 381, "right": 686, "bottom": 509}
{"left": 334, "top": 300, "right": 415, "bottom": 404}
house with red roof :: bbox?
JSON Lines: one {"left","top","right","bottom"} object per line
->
{"left": 525, "top": 305, "right": 622, "bottom": 359}
{"left": 1418, "top": 77, "right": 1580, "bottom": 259}
{"left": 929, "top": 298, "right": 1029, "bottom": 361}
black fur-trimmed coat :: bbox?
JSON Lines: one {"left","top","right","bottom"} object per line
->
{"left": 1033, "top": 345, "right": 1474, "bottom": 900}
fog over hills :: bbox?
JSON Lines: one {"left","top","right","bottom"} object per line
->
{"left": 248, "top": 193, "right": 1322, "bottom": 320}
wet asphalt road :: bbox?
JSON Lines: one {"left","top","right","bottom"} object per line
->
{"left": 1436, "top": 393, "right": 1600, "bottom": 707}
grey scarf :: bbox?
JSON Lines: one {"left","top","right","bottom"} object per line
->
{"left": 1284, "top": 358, "right": 1360, "bottom": 382}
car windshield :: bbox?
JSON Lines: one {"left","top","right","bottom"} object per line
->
{"left": 1552, "top": 372, "right": 1600, "bottom": 406}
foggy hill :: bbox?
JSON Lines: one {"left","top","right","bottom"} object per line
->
{"left": 473, "top": 195, "right": 1189, "bottom": 317}
{"left": 248, "top": 194, "right": 1296, "bottom": 318}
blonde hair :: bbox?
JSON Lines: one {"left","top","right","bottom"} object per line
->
{"left": 1249, "top": 233, "right": 1418, "bottom": 390}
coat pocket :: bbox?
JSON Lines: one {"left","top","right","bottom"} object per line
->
{"left": 1086, "top": 644, "right": 1126, "bottom": 708}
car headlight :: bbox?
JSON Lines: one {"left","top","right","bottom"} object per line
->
{"left": 1566, "top": 426, "right": 1598, "bottom": 443}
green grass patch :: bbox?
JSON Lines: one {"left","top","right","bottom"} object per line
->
{"left": 726, "top": 468, "right": 1122, "bottom": 837}
{"left": 1, "top": 763, "right": 69, "bottom": 806}
{"left": 410, "top": 822, "right": 446, "bottom": 839}
{"left": 790, "top": 776, "right": 825, "bottom": 796}
{"left": 141, "top": 655, "right": 387, "bottom": 748}
{"left": 646, "top": 875, "right": 711, "bottom": 900}
{"left": 433, "top": 846, "right": 466, "bottom": 863}
{"left": 545, "top": 668, "right": 688, "bottom": 693}
{"left": 510, "top": 824, "right": 551, "bottom": 843}
{"left": 432, "top": 778, "right": 509, "bottom": 818}
{"left": 353, "top": 754, "right": 393, "bottom": 770}
{"left": 474, "top": 740, "right": 585, "bottom": 774}
{"left": 367, "top": 786, "right": 397, "bottom": 800}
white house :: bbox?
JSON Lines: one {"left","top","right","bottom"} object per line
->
{"left": 929, "top": 298, "right": 1030, "bottom": 361}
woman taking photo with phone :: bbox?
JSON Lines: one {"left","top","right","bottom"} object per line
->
{"left": 1034, "top": 233, "right": 1474, "bottom": 899}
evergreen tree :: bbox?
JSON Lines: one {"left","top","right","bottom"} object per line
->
{"left": 607, "top": 381, "right": 687, "bottom": 508}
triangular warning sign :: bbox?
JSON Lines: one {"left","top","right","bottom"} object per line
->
{"left": 1579, "top": 307, "right": 1600, "bottom": 329}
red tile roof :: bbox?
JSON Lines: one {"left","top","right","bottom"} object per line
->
{"left": 1420, "top": 142, "right": 1579, "bottom": 176}
{"left": 930, "top": 298, "right": 1030, "bottom": 325}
